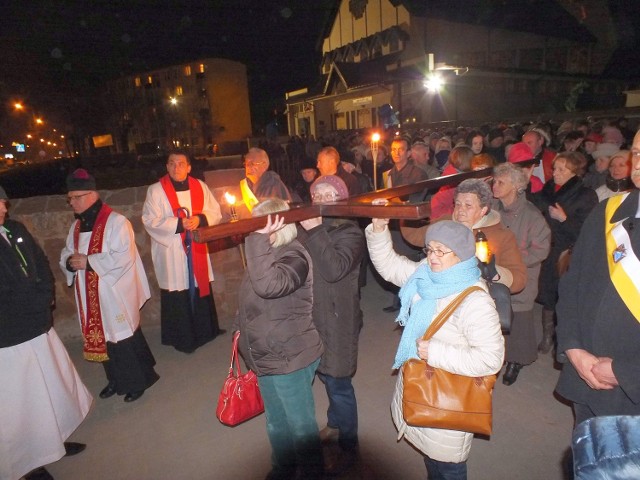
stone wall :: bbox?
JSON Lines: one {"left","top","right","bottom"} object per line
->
{"left": 9, "top": 180, "right": 245, "bottom": 341}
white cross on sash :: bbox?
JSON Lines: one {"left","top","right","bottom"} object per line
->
{"left": 605, "top": 192, "right": 640, "bottom": 322}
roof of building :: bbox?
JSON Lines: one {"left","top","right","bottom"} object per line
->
{"left": 323, "top": 0, "right": 596, "bottom": 44}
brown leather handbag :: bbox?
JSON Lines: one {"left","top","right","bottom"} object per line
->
{"left": 402, "top": 286, "right": 497, "bottom": 436}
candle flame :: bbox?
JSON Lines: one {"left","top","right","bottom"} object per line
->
{"left": 371, "top": 132, "right": 381, "bottom": 142}
{"left": 224, "top": 192, "right": 236, "bottom": 205}
{"left": 475, "top": 241, "right": 491, "bottom": 263}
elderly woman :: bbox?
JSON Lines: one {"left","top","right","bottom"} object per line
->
{"left": 234, "top": 198, "right": 324, "bottom": 480}
{"left": 366, "top": 220, "right": 504, "bottom": 479}
{"left": 534, "top": 151, "right": 598, "bottom": 354}
{"left": 453, "top": 179, "right": 527, "bottom": 294}
{"left": 492, "top": 164, "right": 551, "bottom": 385}
{"left": 595, "top": 150, "right": 633, "bottom": 201}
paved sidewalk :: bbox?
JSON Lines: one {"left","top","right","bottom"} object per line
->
{"left": 45, "top": 272, "right": 573, "bottom": 480}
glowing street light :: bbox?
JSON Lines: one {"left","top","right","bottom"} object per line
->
{"left": 170, "top": 97, "right": 178, "bottom": 106}
{"left": 14, "top": 102, "right": 24, "bottom": 111}
{"left": 424, "top": 74, "right": 443, "bottom": 93}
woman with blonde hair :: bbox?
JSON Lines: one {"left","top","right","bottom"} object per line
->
{"left": 234, "top": 198, "right": 324, "bottom": 480}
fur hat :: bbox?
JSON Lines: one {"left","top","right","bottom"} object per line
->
{"left": 66, "top": 168, "right": 97, "bottom": 192}
{"left": 0, "top": 186, "right": 7, "bottom": 201}
{"left": 424, "top": 220, "right": 476, "bottom": 261}
{"left": 602, "top": 126, "right": 624, "bottom": 146}
{"left": 529, "top": 127, "right": 551, "bottom": 146}
{"left": 592, "top": 143, "right": 620, "bottom": 160}
{"left": 310, "top": 175, "right": 349, "bottom": 200}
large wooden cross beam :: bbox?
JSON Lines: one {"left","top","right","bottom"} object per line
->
{"left": 193, "top": 168, "right": 490, "bottom": 243}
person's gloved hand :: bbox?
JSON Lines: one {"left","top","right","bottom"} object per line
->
{"left": 478, "top": 256, "right": 498, "bottom": 281}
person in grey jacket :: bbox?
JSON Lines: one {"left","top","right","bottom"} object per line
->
{"left": 234, "top": 198, "right": 324, "bottom": 480}
{"left": 298, "top": 175, "right": 365, "bottom": 475}
{"left": 493, "top": 163, "right": 551, "bottom": 385}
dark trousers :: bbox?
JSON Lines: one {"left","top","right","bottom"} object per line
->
{"left": 317, "top": 373, "right": 358, "bottom": 450}
{"left": 424, "top": 456, "right": 467, "bottom": 480}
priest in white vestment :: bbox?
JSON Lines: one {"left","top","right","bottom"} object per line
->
{"left": 60, "top": 169, "right": 159, "bottom": 403}
{"left": 142, "top": 150, "right": 224, "bottom": 353}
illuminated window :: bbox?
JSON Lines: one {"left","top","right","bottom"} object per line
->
{"left": 147, "top": 75, "right": 153, "bottom": 84}
{"left": 184, "top": 65, "right": 191, "bottom": 76}
{"left": 176, "top": 86, "right": 183, "bottom": 96}
{"left": 135, "top": 77, "right": 141, "bottom": 87}
{"left": 199, "top": 63, "right": 205, "bottom": 73}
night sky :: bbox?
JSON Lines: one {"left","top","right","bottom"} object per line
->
{"left": 2, "top": 0, "right": 640, "bottom": 139}
{"left": 1, "top": 0, "right": 335, "bottom": 134}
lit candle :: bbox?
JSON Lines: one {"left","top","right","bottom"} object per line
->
{"left": 475, "top": 230, "right": 491, "bottom": 263}
{"left": 224, "top": 192, "right": 238, "bottom": 221}
{"left": 371, "top": 132, "right": 381, "bottom": 191}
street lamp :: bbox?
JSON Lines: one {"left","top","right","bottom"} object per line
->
{"left": 424, "top": 74, "right": 443, "bottom": 93}
{"left": 371, "top": 132, "right": 381, "bottom": 191}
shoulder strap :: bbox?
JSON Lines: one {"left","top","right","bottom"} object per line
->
{"left": 421, "top": 286, "right": 483, "bottom": 341}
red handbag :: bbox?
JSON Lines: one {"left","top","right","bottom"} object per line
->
{"left": 216, "top": 331, "right": 265, "bottom": 426}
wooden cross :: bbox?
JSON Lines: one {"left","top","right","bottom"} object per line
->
{"left": 193, "top": 169, "right": 490, "bottom": 244}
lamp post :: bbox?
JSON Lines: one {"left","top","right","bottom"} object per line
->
{"left": 371, "top": 132, "right": 380, "bottom": 191}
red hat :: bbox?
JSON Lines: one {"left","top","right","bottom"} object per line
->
{"left": 507, "top": 142, "right": 535, "bottom": 165}
{"left": 584, "top": 132, "right": 603, "bottom": 143}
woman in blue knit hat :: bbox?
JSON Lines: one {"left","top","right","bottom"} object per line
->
{"left": 366, "top": 219, "right": 504, "bottom": 480}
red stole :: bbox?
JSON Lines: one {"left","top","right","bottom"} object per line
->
{"left": 159, "top": 175, "right": 210, "bottom": 297}
{"left": 74, "top": 203, "right": 113, "bottom": 362}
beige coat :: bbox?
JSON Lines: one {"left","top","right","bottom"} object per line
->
{"left": 365, "top": 224, "right": 505, "bottom": 462}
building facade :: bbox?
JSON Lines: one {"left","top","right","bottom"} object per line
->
{"left": 286, "top": 0, "right": 634, "bottom": 137}
{"left": 103, "top": 58, "right": 252, "bottom": 155}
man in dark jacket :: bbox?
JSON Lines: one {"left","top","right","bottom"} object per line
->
{"left": 0, "top": 185, "right": 92, "bottom": 480}
{"left": 555, "top": 129, "right": 640, "bottom": 426}
{"left": 299, "top": 175, "right": 365, "bottom": 476}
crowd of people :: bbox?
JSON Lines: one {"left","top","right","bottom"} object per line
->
{"left": 3, "top": 115, "right": 640, "bottom": 479}
{"left": 233, "top": 116, "right": 640, "bottom": 478}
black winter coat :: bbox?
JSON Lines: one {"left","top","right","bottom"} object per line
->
{"left": 234, "top": 233, "right": 323, "bottom": 376}
{"left": 0, "top": 219, "right": 54, "bottom": 347}
{"left": 298, "top": 219, "right": 365, "bottom": 378}
{"left": 535, "top": 175, "right": 597, "bottom": 308}
{"left": 556, "top": 190, "right": 640, "bottom": 416}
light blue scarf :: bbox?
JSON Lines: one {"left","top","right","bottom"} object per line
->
{"left": 393, "top": 256, "right": 480, "bottom": 368}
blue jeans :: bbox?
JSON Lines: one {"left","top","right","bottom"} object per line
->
{"left": 317, "top": 372, "right": 358, "bottom": 450}
{"left": 258, "top": 359, "right": 323, "bottom": 478}
{"left": 424, "top": 456, "right": 467, "bottom": 480}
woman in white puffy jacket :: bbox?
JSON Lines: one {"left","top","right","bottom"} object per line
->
{"left": 365, "top": 219, "right": 504, "bottom": 480}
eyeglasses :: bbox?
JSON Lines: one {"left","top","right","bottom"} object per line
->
{"left": 311, "top": 191, "right": 339, "bottom": 203}
{"left": 244, "top": 161, "right": 266, "bottom": 168}
{"left": 66, "top": 193, "right": 92, "bottom": 204}
{"left": 422, "top": 247, "right": 454, "bottom": 257}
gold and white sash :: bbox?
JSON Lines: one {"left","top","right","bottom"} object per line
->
{"left": 240, "top": 178, "right": 259, "bottom": 212}
{"left": 605, "top": 192, "right": 640, "bottom": 322}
